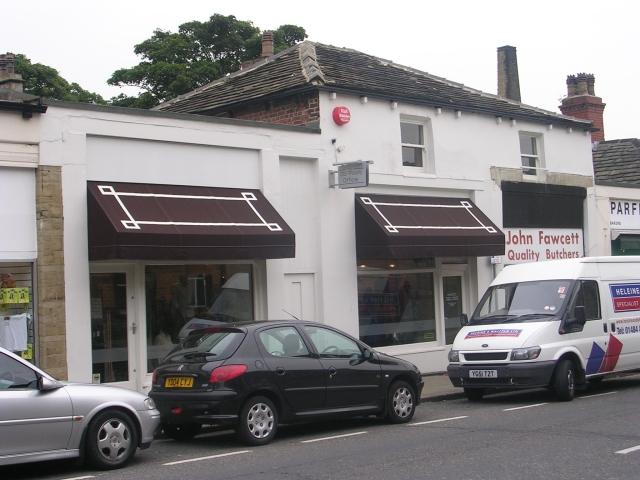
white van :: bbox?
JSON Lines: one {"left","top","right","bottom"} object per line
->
{"left": 447, "top": 256, "right": 640, "bottom": 401}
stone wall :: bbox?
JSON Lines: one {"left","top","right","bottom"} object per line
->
{"left": 36, "top": 166, "right": 67, "bottom": 379}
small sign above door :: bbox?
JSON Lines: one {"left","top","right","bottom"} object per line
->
{"left": 329, "top": 161, "right": 372, "bottom": 189}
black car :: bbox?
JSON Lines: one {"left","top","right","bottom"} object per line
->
{"left": 150, "top": 320, "right": 424, "bottom": 445}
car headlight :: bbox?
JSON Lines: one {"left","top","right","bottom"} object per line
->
{"left": 510, "top": 346, "right": 541, "bottom": 361}
{"left": 144, "top": 397, "right": 156, "bottom": 410}
{"left": 448, "top": 350, "right": 460, "bottom": 362}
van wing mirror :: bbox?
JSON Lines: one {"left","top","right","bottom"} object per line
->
{"left": 573, "top": 306, "right": 587, "bottom": 325}
{"left": 460, "top": 314, "right": 469, "bottom": 327}
{"left": 562, "top": 306, "right": 587, "bottom": 332}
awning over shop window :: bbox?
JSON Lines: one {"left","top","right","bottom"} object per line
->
{"left": 619, "top": 234, "right": 640, "bottom": 251}
{"left": 355, "top": 194, "right": 505, "bottom": 258}
{"left": 87, "top": 182, "right": 295, "bottom": 261}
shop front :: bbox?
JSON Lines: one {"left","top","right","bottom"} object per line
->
{"left": 501, "top": 181, "right": 587, "bottom": 266}
{"left": 86, "top": 181, "right": 295, "bottom": 391}
{"left": 0, "top": 168, "right": 37, "bottom": 363}
{"left": 354, "top": 194, "right": 505, "bottom": 370}
{"left": 609, "top": 199, "right": 640, "bottom": 256}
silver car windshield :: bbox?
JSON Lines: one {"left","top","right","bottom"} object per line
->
{"left": 470, "top": 280, "right": 572, "bottom": 325}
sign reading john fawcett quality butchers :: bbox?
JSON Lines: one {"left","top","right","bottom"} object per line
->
{"left": 504, "top": 228, "right": 583, "bottom": 264}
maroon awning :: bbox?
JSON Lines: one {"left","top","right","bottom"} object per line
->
{"left": 88, "top": 182, "right": 295, "bottom": 261}
{"left": 355, "top": 194, "right": 505, "bottom": 258}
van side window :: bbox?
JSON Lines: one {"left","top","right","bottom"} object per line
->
{"left": 573, "top": 280, "right": 601, "bottom": 320}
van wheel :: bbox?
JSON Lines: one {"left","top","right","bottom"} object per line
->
{"left": 463, "top": 388, "right": 484, "bottom": 401}
{"left": 554, "top": 359, "right": 576, "bottom": 401}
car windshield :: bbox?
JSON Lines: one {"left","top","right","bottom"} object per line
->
{"left": 165, "top": 329, "right": 245, "bottom": 362}
{"left": 470, "top": 280, "right": 572, "bottom": 325}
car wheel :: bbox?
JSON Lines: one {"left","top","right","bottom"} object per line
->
{"left": 162, "top": 423, "right": 202, "bottom": 441}
{"left": 85, "top": 410, "right": 138, "bottom": 470}
{"left": 463, "top": 388, "right": 485, "bottom": 401}
{"left": 386, "top": 381, "right": 415, "bottom": 423}
{"left": 554, "top": 359, "right": 576, "bottom": 401}
{"left": 236, "top": 396, "right": 278, "bottom": 446}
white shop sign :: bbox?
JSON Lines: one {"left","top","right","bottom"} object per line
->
{"left": 610, "top": 199, "right": 640, "bottom": 231}
{"left": 504, "top": 228, "right": 583, "bottom": 264}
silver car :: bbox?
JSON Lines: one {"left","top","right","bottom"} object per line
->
{"left": 0, "top": 347, "right": 160, "bottom": 470}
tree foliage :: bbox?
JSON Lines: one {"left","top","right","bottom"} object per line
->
{"left": 9, "top": 53, "right": 106, "bottom": 104}
{"left": 108, "top": 14, "right": 307, "bottom": 109}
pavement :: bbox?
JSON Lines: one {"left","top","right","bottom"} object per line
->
{"left": 420, "top": 372, "right": 465, "bottom": 402}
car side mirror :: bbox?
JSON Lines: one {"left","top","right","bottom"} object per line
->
{"left": 363, "top": 348, "right": 372, "bottom": 360}
{"left": 460, "top": 314, "right": 469, "bottom": 327}
{"left": 39, "top": 376, "right": 61, "bottom": 391}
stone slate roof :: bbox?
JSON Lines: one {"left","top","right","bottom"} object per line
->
{"left": 592, "top": 138, "right": 640, "bottom": 187}
{"left": 155, "top": 41, "right": 592, "bottom": 129}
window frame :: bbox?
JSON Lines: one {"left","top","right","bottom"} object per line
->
{"left": 519, "top": 133, "right": 545, "bottom": 178}
{"left": 400, "top": 121, "right": 426, "bottom": 168}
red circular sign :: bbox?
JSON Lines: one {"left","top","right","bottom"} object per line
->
{"left": 332, "top": 106, "right": 351, "bottom": 125}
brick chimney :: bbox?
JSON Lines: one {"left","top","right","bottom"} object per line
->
{"left": 261, "top": 31, "right": 274, "bottom": 58}
{"left": 497, "top": 46, "right": 521, "bottom": 102}
{"left": 0, "top": 54, "right": 26, "bottom": 102}
{"left": 559, "top": 73, "right": 605, "bottom": 142}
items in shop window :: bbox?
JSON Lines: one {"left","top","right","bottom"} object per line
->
{"left": 20, "top": 343, "right": 33, "bottom": 360}
{"left": 153, "top": 330, "right": 173, "bottom": 345}
{"left": 1, "top": 273, "right": 17, "bottom": 288}
{"left": 0, "top": 313, "right": 28, "bottom": 352}
{"left": 0, "top": 287, "right": 29, "bottom": 304}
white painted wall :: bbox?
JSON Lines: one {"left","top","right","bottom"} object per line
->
{"left": 0, "top": 111, "right": 39, "bottom": 259}
{"left": 317, "top": 92, "right": 595, "bottom": 370}
{"left": 39, "top": 105, "right": 326, "bottom": 382}
{"left": 35, "top": 94, "right": 596, "bottom": 381}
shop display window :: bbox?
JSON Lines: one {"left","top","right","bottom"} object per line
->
{"left": 357, "top": 259, "right": 436, "bottom": 348}
{"left": 0, "top": 263, "right": 35, "bottom": 364}
{"left": 145, "top": 264, "right": 253, "bottom": 372}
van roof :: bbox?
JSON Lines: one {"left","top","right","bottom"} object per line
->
{"left": 493, "top": 256, "right": 640, "bottom": 284}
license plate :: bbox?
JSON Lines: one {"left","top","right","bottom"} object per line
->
{"left": 469, "top": 370, "right": 497, "bottom": 378}
{"left": 165, "top": 377, "right": 194, "bottom": 388}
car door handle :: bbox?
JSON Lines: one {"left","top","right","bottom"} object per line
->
{"left": 603, "top": 323, "right": 608, "bottom": 333}
{"left": 328, "top": 367, "right": 337, "bottom": 377}
{"left": 276, "top": 367, "right": 285, "bottom": 375}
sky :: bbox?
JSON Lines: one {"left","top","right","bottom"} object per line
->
{"left": 4, "top": 0, "right": 639, "bottom": 139}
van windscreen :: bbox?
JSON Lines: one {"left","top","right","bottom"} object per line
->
{"left": 471, "top": 280, "right": 572, "bottom": 325}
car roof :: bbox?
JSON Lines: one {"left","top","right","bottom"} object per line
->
{"left": 189, "top": 319, "right": 328, "bottom": 335}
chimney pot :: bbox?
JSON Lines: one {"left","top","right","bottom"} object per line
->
{"left": 262, "top": 31, "right": 274, "bottom": 58}
{"left": 559, "top": 73, "right": 606, "bottom": 142}
{"left": 586, "top": 74, "right": 595, "bottom": 96}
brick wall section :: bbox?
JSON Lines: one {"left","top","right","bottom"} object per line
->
{"left": 36, "top": 166, "right": 67, "bottom": 380}
{"left": 559, "top": 97, "right": 606, "bottom": 142}
{"left": 215, "top": 92, "right": 319, "bottom": 126}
